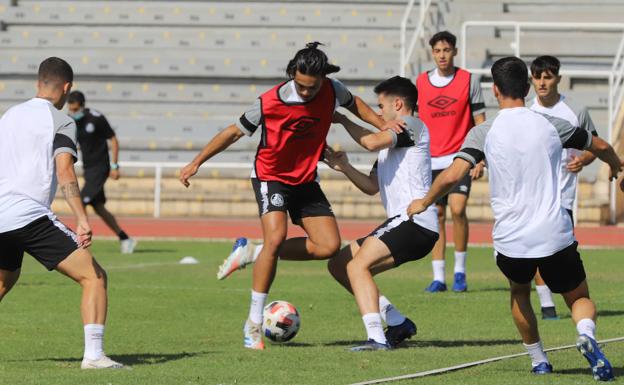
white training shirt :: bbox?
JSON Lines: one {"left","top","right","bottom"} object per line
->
{"left": 0, "top": 98, "right": 78, "bottom": 233}
{"left": 455, "top": 107, "right": 591, "bottom": 258}
{"left": 374, "top": 115, "right": 438, "bottom": 233}
{"left": 529, "top": 95, "right": 597, "bottom": 209}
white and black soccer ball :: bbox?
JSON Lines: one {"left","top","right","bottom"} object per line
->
{"left": 262, "top": 300, "right": 300, "bottom": 342}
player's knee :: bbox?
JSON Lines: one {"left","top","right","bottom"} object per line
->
{"left": 449, "top": 203, "right": 467, "bottom": 219}
{"left": 317, "top": 238, "right": 341, "bottom": 259}
{"left": 510, "top": 283, "right": 531, "bottom": 298}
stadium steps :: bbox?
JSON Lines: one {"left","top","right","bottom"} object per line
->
{"left": 49, "top": 176, "right": 609, "bottom": 223}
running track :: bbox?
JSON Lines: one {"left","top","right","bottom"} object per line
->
{"left": 59, "top": 216, "right": 624, "bottom": 248}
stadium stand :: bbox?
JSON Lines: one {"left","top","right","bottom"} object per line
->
{"left": 0, "top": 0, "right": 621, "bottom": 221}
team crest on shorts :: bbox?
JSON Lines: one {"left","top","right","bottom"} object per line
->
{"left": 270, "top": 193, "right": 285, "bottom": 207}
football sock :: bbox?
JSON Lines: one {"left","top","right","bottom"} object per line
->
{"left": 523, "top": 340, "right": 549, "bottom": 367}
{"left": 432, "top": 260, "right": 445, "bottom": 283}
{"left": 83, "top": 324, "right": 105, "bottom": 360}
{"left": 576, "top": 318, "right": 596, "bottom": 340}
{"left": 362, "top": 313, "right": 387, "bottom": 344}
{"left": 453, "top": 251, "right": 467, "bottom": 274}
{"left": 379, "top": 295, "right": 406, "bottom": 327}
{"left": 117, "top": 231, "right": 129, "bottom": 241}
{"left": 535, "top": 285, "right": 555, "bottom": 308}
{"left": 249, "top": 290, "right": 267, "bottom": 325}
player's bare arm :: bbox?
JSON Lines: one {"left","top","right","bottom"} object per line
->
{"left": 473, "top": 113, "right": 486, "bottom": 125}
{"left": 179, "top": 124, "right": 246, "bottom": 187}
{"left": 56, "top": 152, "right": 92, "bottom": 248}
{"left": 586, "top": 136, "right": 623, "bottom": 183}
{"left": 347, "top": 95, "right": 404, "bottom": 133}
{"left": 109, "top": 135, "right": 120, "bottom": 180}
{"left": 566, "top": 151, "right": 597, "bottom": 173}
{"left": 333, "top": 112, "right": 394, "bottom": 151}
{"left": 323, "top": 147, "right": 379, "bottom": 195}
{"left": 408, "top": 158, "right": 472, "bottom": 217}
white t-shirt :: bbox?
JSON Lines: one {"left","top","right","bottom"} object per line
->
{"left": 374, "top": 115, "right": 438, "bottom": 233}
{"left": 0, "top": 98, "right": 78, "bottom": 232}
{"left": 529, "top": 95, "right": 597, "bottom": 209}
{"left": 456, "top": 107, "right": 591, "bottom": 258}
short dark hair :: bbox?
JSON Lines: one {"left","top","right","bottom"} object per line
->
{"left": 38, "top": 57, "right": 73, "bottom": 85}
{"left": 530, "top": 55, "right": 560, "bottom": 77}
{"left": 68, "top": 90, "right": 86, "bottom": 106}
{"left": 374, "top": 76, "right": 418, "bottom": 111}
{"left": 286, "top": 42, "right": 340, "bottom": 78}
{"left": 491, "top": 56, "right": 530, "bottom": 99}
{"left": 429, "top": 31, "right": 456, "bottom": 48}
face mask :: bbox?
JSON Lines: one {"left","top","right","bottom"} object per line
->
{"left": 70, "top": 110, "right": 85, "bottom": 121}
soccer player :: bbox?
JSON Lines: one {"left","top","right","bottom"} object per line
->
{"left": 67, "top": 91, "right": 136, "bottom": 254}
{"left": 407, "top": 56, "right": 620, "bottom": 380}
{"left": 529, "top": 55, "right": 598, "bottom": 321}
{"left": 324, "top": 76, "right": 438, "bottom": 350}
{"left": 179, "top": 43, "right": 403, "bottom": 350}
{"left": 0, "top": 57, "right": 123, "bottom": 369}
{"left": 415, "top": 31, "right": 486, "bottom": 293}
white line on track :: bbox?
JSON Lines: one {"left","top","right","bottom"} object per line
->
{"left": 350, "top": 336, "right": 624, "bottom": 385}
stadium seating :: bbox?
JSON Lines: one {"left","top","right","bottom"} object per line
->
{"left": 0, "top": 0, "right": 619, "bottom": 221}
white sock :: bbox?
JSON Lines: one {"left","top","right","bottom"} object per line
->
{"left": 379, "top": 295, "right": 406, "bottom": 327}
{"left": 432, "top": 260, "right": 445, "bottom": 283}
{"left": 576, "top": 318, "right": 596, "bottom": 340}
{"left": 83, "top": 324, "right": 104, "bottom": 360}
{"left": 454, "top": 251, "right": 467, "bottom": 274}
{"left": 250, "top": 244, "right": 262, "bottom": 263}
{"left": 523, "top": 341, "right": 549, "bottom": 367}
{"left": 535, "top": 285, "right": 555, "bottom": 308}
{"left": 248, "top": 290, "right": 267, "bottom": 325}
{"left": 362, "top": 313, "right": 387, "bottom": 344}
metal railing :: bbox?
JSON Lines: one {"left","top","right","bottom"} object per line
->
{"left": 399, "top": 0, "right": 433, "bottom": 77}
{"left": 461, "top": 21, "right": 624, "bottom": 224}
{"left": 91, "top": 160, "right": 372, "bottom": 218}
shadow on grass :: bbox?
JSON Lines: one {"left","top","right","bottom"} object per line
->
{"left": 269, "top": 342, "right": 315, "bottom": 348}
{"left": 597, "top": 309, "right": 624, "bottom": 317}
{"left": 402, "top": 339, "right": 519, "bottom": 348}
{"left": 322, "top": 339, "right": 519, "bottom": 348}
{"left": 471, "top": 287, "right": 509, "bottom": 293}
{"left": 32, "top": 351, "right": 210, "bottom": 366}
{"left": 131, "top": 249, "right": 176, "bottom": 254}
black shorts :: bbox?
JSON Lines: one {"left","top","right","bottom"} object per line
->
{"left": 251, "top": 178, "right": 334, "bottom": 224}
{"left": 81, "top": 167, "right": 109, "bottom": 206}
{"left": 496, "top": 242, "right": 586, "bottom": 293}
{"left": 432, "top": 168, "right": 471, "bottom": 206}
{"left": 356, "top": 215, "right": 439, "bottom": 267}
{"left": 0, "top": 215, "right": 79, "bottom": 271}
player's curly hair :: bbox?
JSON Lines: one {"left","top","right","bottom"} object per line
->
{"left": 286, "top": 42, "right": 340, "bottom": 78}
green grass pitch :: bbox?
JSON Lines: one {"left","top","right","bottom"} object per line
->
{"left": 1, "top": 240, "right": 622, "bottom": 385}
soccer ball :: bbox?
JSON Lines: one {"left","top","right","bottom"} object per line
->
{"left": 262, "top": 300, "right": 300, "bottom": 342}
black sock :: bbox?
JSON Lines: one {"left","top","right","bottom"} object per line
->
{"left": 118, "top": 231, "right": 129, "bottom": 241}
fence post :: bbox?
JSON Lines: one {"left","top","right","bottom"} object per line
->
{"left": 154, "top": 165, "right": 162, "bottom": 218}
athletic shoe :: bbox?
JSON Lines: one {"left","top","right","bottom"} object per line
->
{"left": 243, "top": 319, "right": 265, "bottom": 350}
{"left": 425, "top": 280, "right": 447, "bottom": 293}
{"left": 385, "top": 317, "right": 417, "bottom": 347}
{"left": 217, "top": 238, "right": 254, "bottom": 280}
{"left": 350, "top": 339, "right": 391, "bottom": 352}
{"left": 541, "top": 306, "right": 559, "bottom": 320}
{"left": 576, "top": 334, "right": 614, "bottom": 381}
{"left": 120, "top": 238, "right": 137, "bottom": 254}
{"left": 81, "top": 355, "right": 124, "bottom": 369}
{"left": 452, "top": 272, "right": 468, "bottom": 292}
{"left": 531, "top": 362, "right": 553, "bottom": 374}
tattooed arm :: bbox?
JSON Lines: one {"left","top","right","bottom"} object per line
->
{"left": 55, "top": 152, "right": 92, "bottom": 248}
